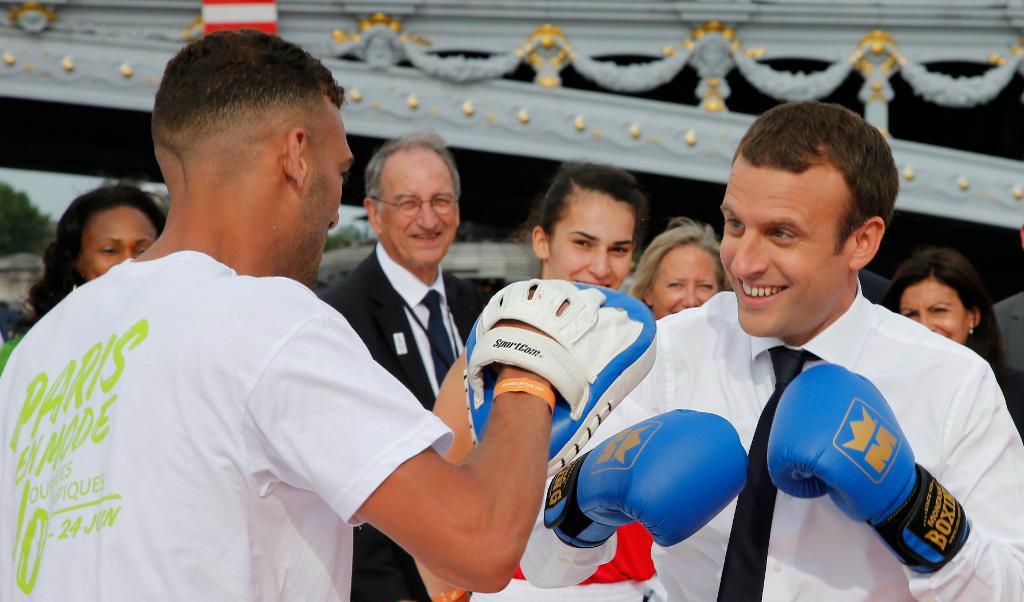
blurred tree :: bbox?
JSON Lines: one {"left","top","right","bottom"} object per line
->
{"left": 0, "top": 182, "right": 50, "bottom": 255}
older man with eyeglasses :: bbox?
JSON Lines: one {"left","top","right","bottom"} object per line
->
{"left": 320, "top": 130, "right": 485, "bottom": 602}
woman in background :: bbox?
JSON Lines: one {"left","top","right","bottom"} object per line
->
{"left": 423, "top": 162, "right": 656, "bottom": 602}
{"left": 629, "top": 217, "right": 729, "bottom": 320}
{"left": 0, "top": 185, "right": 165, "bottom": 374}
{"left": 881, "top": 246, "right": 1024, "bottom": 435}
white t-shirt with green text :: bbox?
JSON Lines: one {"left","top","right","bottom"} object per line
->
{"left": 0, "top": 251, "right": 451, "bottom": 600}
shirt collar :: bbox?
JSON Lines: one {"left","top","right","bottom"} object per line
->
{"left": 375, "top": 243, "right": 446, "bottom": 308}
{"left": 749, "top": 284, "right": 873, "bottom": 369}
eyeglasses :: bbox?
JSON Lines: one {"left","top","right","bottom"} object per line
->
{"left": 373, "top": 194, "right": 458, "bottom": 217}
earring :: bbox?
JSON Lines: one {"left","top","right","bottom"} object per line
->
{"left": 968, "top": 326, "right": 975, "bottom": 336}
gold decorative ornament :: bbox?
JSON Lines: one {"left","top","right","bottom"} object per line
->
{"left": 537, "top": 75, "right": 560, "bottom": 88}
{"left": 2, "top": 51, "right": 14, "bottom": 66}
{"left": 1012, "top": 185, "right": 1023, "bottom": 201}
{"left": 359, "top": 12, "right": 402, "bottom": 33}
{"left": 744, "top": 47, "right": 766, "bottom": 58}
{"left": 530, "top": 24, "right": 567, "bottom": 49}
{"left": 661, "top": 46, "right": 677, "bottom": 57}
{"left": 860, "top": 30, "right": 895, "bottom": 54}
{"left": 1011, "top": 45, "right": 1023, "bottom": 58}
{"left": 853, "top": 30, "right": 901, "bottom": 76}
{"left": 683, "top": 39, "right": 695, "bottom": 51}
{"left": 349, "top": 88, "right": 363, "bottom": 103}
{"left": 461, "top": 100, "right": 475, "bottom": 117}
{"left": 406, "top": 94, "right": 419, "bottom": 110}
{"left": 957, "top": 177, "right": 970, "bottom": 191}
{"left": 484, "top": 113, "right": 498, "bottom": 123}
{"left": 684, "top": 129, "right": 697, "bottom": 146}
{"left": 520, "top": 24, "right": 572, "bottom": 88}
{"left": 60, "top": 56, "right": 74, "bottom": 72}
{"left": 988, "top": 53, "right": 1007, "bottom": 67}
{"left": 692, "top": 21, "right": 735, "bottom": 41}
{"left": 119, "top": 63, "right": 133, "bottom": 78}
{"left": 332, "top": 29, "right": 360, "bottom": 44}
{"left": 573, "top": 115, "right": 586, "bottom": 132}
{"left": 702, "top": 78, "right": 725, "bottom": 112}
{"left": 902, "top": 166, "right": 915, "bottom": 182}
{"left": 399, "top": 33, "right": 431, "bottom": 46}
{"left": 866, "top": 81, "right": 887, "bottom": 104}
{"left": 8, "top": 1, "right": 57, "bottom": 27}
{"left": 629, "top": 123, "right": 641, "bottom": 140}
{"left": 517, "top": 108, "right": 530, "bottom": 124}
{"left": 182, "top": 17, "right": 203, "bottom": 41}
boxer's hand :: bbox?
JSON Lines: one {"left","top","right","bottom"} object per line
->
{"left": 768, "top": 364, "right": 970, "bottom": 572}
{"left": 465, "top": 279, "right": 656, "bottom": 476}
{"left": 544, "top": 410, "right": 747, "bottom": 548}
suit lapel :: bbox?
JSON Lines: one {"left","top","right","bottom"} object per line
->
{"left": 364, "top": 255, "right": 436, "bottom": 407}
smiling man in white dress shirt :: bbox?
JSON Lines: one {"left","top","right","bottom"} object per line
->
{"left": 521, "top": 101, "right": 1024, "bottom": 601}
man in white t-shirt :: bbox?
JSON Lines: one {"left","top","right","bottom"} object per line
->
{"left": 0, "top": 31, "right": 589, "bottom": 601}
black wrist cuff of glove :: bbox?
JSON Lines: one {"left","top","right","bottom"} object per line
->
{"left": 873, "top": 464, "right": 970, "bottom": 573}
{"left": 543, "top": 451, "right": 599, "bottom": 545}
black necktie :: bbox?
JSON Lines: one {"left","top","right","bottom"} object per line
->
{"left": 421, "top": 290, "right": 455, "bottom": 386}
{"left": 717, "top": 346, "right": 813, "bottom": 601}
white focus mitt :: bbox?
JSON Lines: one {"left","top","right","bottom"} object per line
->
{"left": 465, "top": 279, "right": 656, "bottom": 476}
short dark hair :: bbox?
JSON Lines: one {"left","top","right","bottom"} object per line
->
{"left": 152, "top": 30, "right": 344, "bottom": 156}
{"left": 880, "top": 247, "right": 1007, "bottom": 387}
{"left": 16, "top": 185, "right": 166, "bottom": 335}
{"left": 735, "top": 101, "right": 898, "bottom": 250}
{"left": 522, "top": 162, "right": 650, "bottom": 243}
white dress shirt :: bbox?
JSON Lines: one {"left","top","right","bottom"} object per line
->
{"left": 376, "top": 244, "right": 461, "bottom": 394}
{"left": 521, "top": 291, "right": 1024, "bottom": 601}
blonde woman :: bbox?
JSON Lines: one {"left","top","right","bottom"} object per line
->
{"left": 630, "top": 217, "right": 730, "bottom": 319}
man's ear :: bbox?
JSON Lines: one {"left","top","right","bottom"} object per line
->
{"left": 531, "top": 225, "right": 550, "bottom": 261}
{"left": 847, "top": 216, "right": 885, "bottom": 272}
{"left": 282, "top": 127, "right": 310, "bottom": 192}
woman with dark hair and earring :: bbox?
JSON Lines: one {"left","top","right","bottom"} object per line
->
{"left": 881, "top": 246, "right": 1024, "bottom": 437}
{"left": 0, "top": 184, "right": 165, "bottom": 374}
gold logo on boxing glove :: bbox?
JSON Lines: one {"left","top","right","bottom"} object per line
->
{"left": 591, "top": 421, "right": 662, "bottom": 474}
{"left": 832, "top": 399, "right": 902, "bottom": 483}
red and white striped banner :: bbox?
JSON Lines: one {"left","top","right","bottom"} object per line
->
{"left": 202, "top": 0, "right": 278, "bottom": 35}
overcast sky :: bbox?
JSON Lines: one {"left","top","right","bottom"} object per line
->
{"left": 0, "top": 166, "right": 366, "bottom": 231}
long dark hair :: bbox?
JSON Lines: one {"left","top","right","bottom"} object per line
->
{"left": 881, "top": 247, "right": 1007, "bottom": 386}
{"left": 14, "top": 185, "right": 166, "bottom": 335}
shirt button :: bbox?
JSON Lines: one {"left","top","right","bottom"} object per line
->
{"left": 772, "top": 560, "right": 783, "bottom": 573}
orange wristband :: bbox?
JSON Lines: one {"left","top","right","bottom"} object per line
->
{"left": 431, "top": 588, "right": 469, "bottom": 602}
{"left": 494, "top": 377, "right": 556, "bottom": 412}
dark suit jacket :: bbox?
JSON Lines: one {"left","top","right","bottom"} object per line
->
{"left": 858, "top": 269, "right": 890, "bottom": 305}
{"left": 319, "top": 251, "right": 485, "bottom": 602}
{"left": 996, "top": 291, "right": 1024, "bottom": 373}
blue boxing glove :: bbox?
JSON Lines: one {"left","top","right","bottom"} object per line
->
{"left": 767, "top": 364, "right": 970, "bottom": 572}
{"left": 543, "top": 410, "right": 747, "bottom": 548}
{"left": 466, "top": 279, "right": 656, "bottom": 476}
